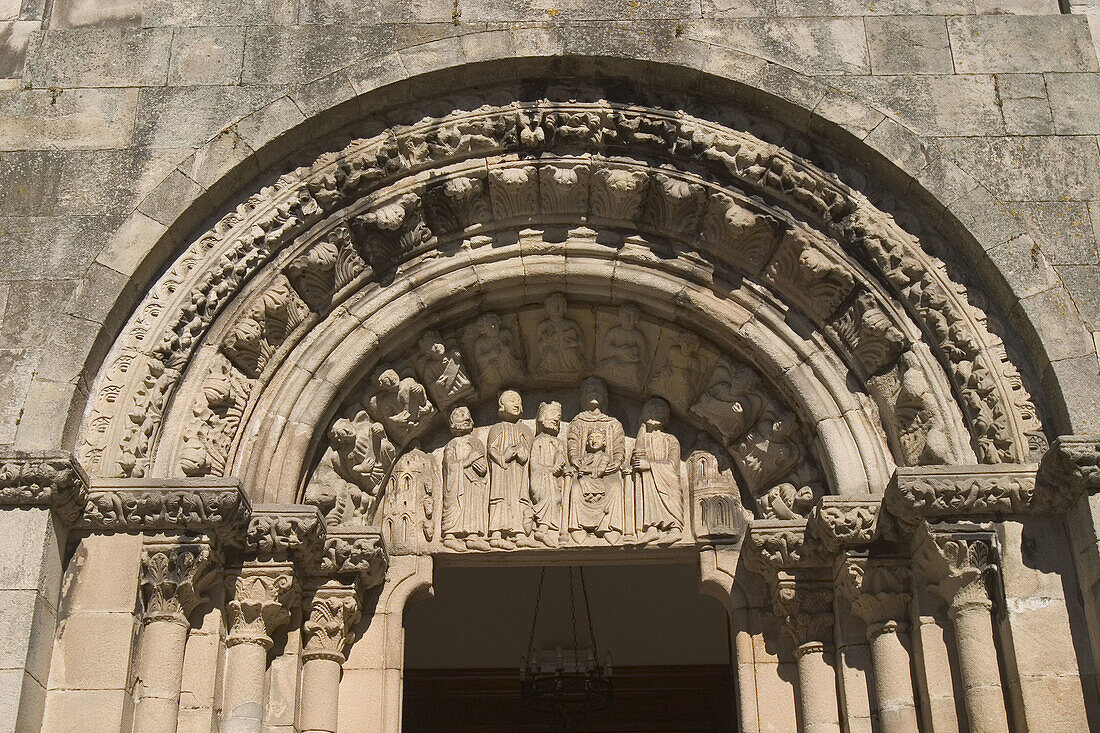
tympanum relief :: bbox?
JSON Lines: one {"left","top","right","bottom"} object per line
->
{"left": 303, "top": 297, "right": 817, "bottom": 554}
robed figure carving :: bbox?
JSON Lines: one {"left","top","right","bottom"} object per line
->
{"left": 441, "top": 407, "right": 491, "bottom": 551}
{"left": 632, "top": 398, "right": 684, "bottom": 545}
{"left": 534, "top": 293, "right": 585, "bottom": 376}
{"left": 487, "top": 390, "right": 537, "bottom": 549}
{"left": 598, "top": 304, "right": 647, "bottom": 388}
{"left": 566, "top": 378, "right": 625, "bottom": 544}
{"left": 529, "top": 401, "right": 567, "bottom": 546}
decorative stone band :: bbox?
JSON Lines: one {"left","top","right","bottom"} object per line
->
{"left": 1037, "top": 434, "right": 1100, "bottom": 510}
{"left": 885, "top": 465, "right": 1040, "bottom": 535}
{"left": 244, "top": 503, "right": 325, "bottom": 564}
{"left": 744, "top": 519, "right": 829, "bottom": 572}
{"left": 0, "top": 451, "right": 88, "bottom": 524}
{"left": 139, "top": 533, "right": 220, "bottom": 626}
{"left": 77, "top": 478, "right": 251, "bottom": 540}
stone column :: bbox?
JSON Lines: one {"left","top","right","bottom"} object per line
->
{"left": 132, "top": 535, "right": 219, "bottom": 733}
{"left": 222, "top": 561, "right": 300, "bottom": 733}
{"left": 838, "top": 557, "right": 918, "bottom": 733}
{"left": 300, "top": 581, "right": 362, "bottom": 733}
{"left": 774, "top": 577, "right": 840, "bottom": 733}
{"left": 914, "top": 524, "right": 1009, "bottom": 733}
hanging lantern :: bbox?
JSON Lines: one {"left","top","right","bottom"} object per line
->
{"left": 519, "top": 567, "right": 613, "bottom": 733}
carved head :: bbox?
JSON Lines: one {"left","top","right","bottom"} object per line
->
{"left": 641, "top": 397, "right": 669, "bottom": 429}
{"left": 618, "top": 304, "right": 639, "bottom": 329}
{"left": 376, "top": 369, "right": 400, "bottom": 391}
{"left": 498, "top": 390, "right": 523, "bottom": 420}
{"left": 537, "top": 401, "right": 562, "bottom": 434}
{"left": 680, "top": 332, "right": 700, "bottom": 354}
{"left": 581, "top": 377, "right": 608, "bottom": 412}
{"left": 587, "top": 430, "right": 606, "bottom": 453}
{"left": 449, "top": 407, "right": 474, "bottom": 435}
{"left": 419, "top": 331, "right": 446, "bottom": 358}
{"left": 477, "top": 313, "right": 501, "bottom": 337}
{"left": 329, "top": 418, "right": 357, "bottom": 448}
{"left": 545, "top": 293, "right": 567, "bottom": 320}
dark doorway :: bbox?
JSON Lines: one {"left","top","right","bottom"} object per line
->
{"left": 402, "top": 564, "right": 735, "bottom": 732}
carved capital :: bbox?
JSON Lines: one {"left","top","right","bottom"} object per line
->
{"left": 0, "top": 452, "right": 88, "bottom": 524}
{"left": 773, "top": 577, "right": 835, "bottom": 653}
{"left": 77, "top": 478, "right": 250, "bottom": 539}
{"left": 810, "top": 496, "right": 880, "bottom": 550}
{"left": 139, "top": 535, "right": 219, "bottom": 626}
{"left": 245, "top": 504, "right": 325, "bottom": 562}
{"left": 302, "top": 582, "right": 362, "bottom": 663}
{"left": 886, "top": 465, "right": 1037, "bottom": 530}
{"left": 1036, "top": 435, "right": 1100, "bottom": 512}
{"left": 226, "top": 562, "right": 300, "bottom": 648}
{"left": 837, "top": 557, "right": 911, "bottom": 634}
{"left": 318, "top": 526, "right": 388, "bottom": 588}
{"left": 912, "top": 523, "right": 998, "bottom": 618}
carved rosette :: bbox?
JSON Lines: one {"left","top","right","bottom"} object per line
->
{"left": 837, "top": 558, "right": 912, "bottom": 638}
{"left": 226, "top": 563, "right": 301, "bottom": 649}
{"left": 774, "top": 579, "right": 835, "bottom": 655}
{"left": 0, "top": 452, "right": 88, "bottom": 524}
{"left": 913, "top": 523, "right": 998, "bottom": 619}
{"left": 139, "top": 536, "right": 219, "bottom": 626}
{"left": 302, "top": 583, "right": 362, "bottom": 663}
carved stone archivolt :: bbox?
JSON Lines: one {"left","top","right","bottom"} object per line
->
{"left": 77, "top": 99, "right": 1043, "bottom": 508}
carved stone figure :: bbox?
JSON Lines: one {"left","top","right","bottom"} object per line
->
{"left": 651, "top": 332, "right": 703, "bottom": 409}
{"left": 367, "top": 368, "right": 437, "bottom": 444}
{"left": 731, "top": 410, "right": 803, "bottom": 495}
{"left": 759, "top": 482, "right": 816, "bottom": 520}
{"left": 413, "top": 331, "right": 474, "bottom": 409}
{"left": 566, "top": 378, "right": 625, "bottom": 544}
{"left": 534, "top": 293, "right": 585, "bottom": 376}
{"left": 690, "top": 358, "right": 765, "bottom": 442}
{"left": 894, "top": 351, "right": 952, "bottom": 466}
{"left": 441, "top": 407, "right": 490, "bottom": 551}
{"left": 632, "top": 398, "right": 683, "bottom": 545}
{"left": 529, "top": 401, "right": 567, "bottom": 546}
{"left": 470, "top": 313, "right": 524, "bottom": 391}
{"left": 598, "top": 305, "right": 648, "bottom": 388}
{"left": 487, "top": 390, "right": 536, "bottom": 549}
{"left": 307, "top": 411, "right": 396, "bottom": 526}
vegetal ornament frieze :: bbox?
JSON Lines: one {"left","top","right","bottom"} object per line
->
{"left": 76, "top": 481, "right": 251, "bottom": 538}
{"left": 885, "top": 465, "right": 1038, "bottom": 528}
{"left": 79, "top": 100, "right": 1042, "bottom": 488}
{"left": 0, "top": 452, "right": 88, "bottom": 523}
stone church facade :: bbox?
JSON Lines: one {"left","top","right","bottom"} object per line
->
{"left": 2, "top": 1, "right": 1100, "bottom": 731}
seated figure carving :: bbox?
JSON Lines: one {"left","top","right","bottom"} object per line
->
{"left": 368, "top": 367, "right": 437, "bottom": 445}
{"left": 566, "top": 377, "right": 626, "bottom": 545}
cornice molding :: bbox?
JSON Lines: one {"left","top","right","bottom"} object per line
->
{"left": 0, "top": 452, "right": 88, "bottom": 523}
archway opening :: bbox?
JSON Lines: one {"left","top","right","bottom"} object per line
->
{"left": 402, "top": 562, "right": 734, "bottom": 732}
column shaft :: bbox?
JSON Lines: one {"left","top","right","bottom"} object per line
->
{"left": 223, "top": 641, "right": 269, "bottom": 733}
{"left": 731, "top": 607, "right": 759, "bottom": 733}
{"left": 867, "top": 624, "right": 919, "bottom": 733}
{"left": 795, "top": 644, "right": 841, "bottom": 733}
{"left": 950, "top": 602, "right": 1009, "bottom": 733}
{"left": 300, "top": 657, "right": 342, "bottom": 733}
{"left": 132, "top": 620, "right": 189, "bottom": 733}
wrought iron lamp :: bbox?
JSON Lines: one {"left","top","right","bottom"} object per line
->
{"left": 519, "top": 567, "right": 613, "bottom": 733}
